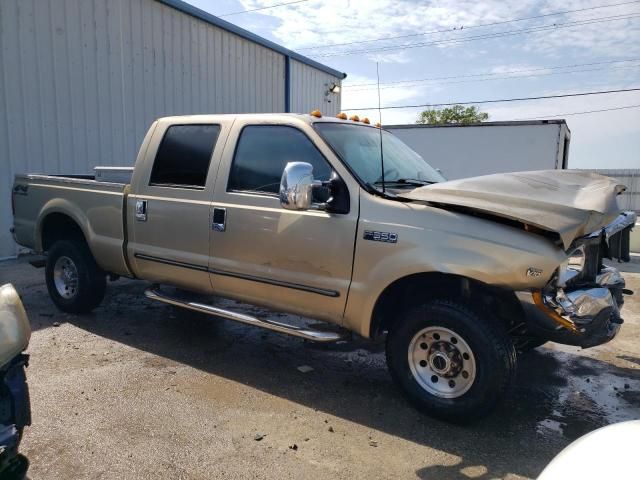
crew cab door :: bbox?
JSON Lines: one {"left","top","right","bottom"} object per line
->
{"left": 209, "top": 120, "right": 359, "bottom": 323}
{"left": 127, "top": 118, "right": 231, "bottom": 293}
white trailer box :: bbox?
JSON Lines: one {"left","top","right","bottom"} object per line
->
{"left": 386, "top": 120, "right": 570, "bottom": 180}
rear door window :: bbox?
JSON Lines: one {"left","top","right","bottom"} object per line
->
{"left": 149, "top": 124, "right": 221, "bottom": 188}
{"left": 228, "top": 125, "right": 332, "bottom": 194}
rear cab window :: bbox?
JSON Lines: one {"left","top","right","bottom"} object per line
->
{"left": 149, "top": 124, "right": 221, "bottom": 189}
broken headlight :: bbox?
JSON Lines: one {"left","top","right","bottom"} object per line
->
{"left": 557, "top": 244, "right": 586, "bottom": 287}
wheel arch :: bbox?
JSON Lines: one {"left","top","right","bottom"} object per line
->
{"left": 369, "top": 272, "right": 524, "bottom": 339}
{"left": 38, "top": 208, "right": 90, "bottom": 253}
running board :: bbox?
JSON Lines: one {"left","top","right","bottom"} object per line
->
{"left": 144, "top": 287, "right": 349, "bottom": 343}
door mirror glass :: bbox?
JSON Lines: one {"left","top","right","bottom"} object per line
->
{"left": 279, "top": 162, "right": 319, "bottom": 211}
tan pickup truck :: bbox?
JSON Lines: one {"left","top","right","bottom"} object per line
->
{"left": 11, "top": 113, "right": 636, "bottom": 421}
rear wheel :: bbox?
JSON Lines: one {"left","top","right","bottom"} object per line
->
{"left": 45, "top": 239, "right": 106, "bottom": 313}
{"left": 386, "top": 299, "right": 516, "bottom": 422}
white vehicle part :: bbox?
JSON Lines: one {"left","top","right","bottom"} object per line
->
{"left": 0, "top": 284, "right": 31, "bottom": 368}
{"left": 539, "top": 420, "right": 640, "bottom": 480}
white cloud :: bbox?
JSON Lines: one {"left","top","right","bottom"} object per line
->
{"left": 230, "top": 0, "right": 640, "bottom": 63}
{"left": 197, "top": 0, "right": 640, "bottom": 67}
{"left": 489, "top": 64, "right": 552, "bottom": 75}
{"left": 236, "top": 0, "right": 542, "bottom": 61}
{"left": 523, "top": 0, "right": 640, "bottom": 57}
{"left": 522, "top": 18, "right": 640, "bottom": 58}
{"left": 334, "top": 73, "right": 431, "bottom": 124}
{"left": 340, "top": 73, "right": 426, "bottom": 112}
{"left": 366, "top": 51, "right": 412, "bottom": 64}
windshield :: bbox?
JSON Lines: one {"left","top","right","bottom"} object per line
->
{"left": 314, "top": 122, "right": 446, "bottom": 187}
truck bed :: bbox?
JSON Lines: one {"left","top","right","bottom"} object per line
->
{"left": 12, "top": 174, "right": 130, "bottom": 276}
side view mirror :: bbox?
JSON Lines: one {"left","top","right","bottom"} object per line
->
{"left": 279, "top": 162, "right": 323, "bottom": 211}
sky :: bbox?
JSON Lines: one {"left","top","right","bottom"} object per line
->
{"left": 186, "top": 0, "right": 640, "bottom": 169}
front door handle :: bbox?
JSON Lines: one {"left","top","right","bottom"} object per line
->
{"left": 135, "top": 200, "right": 147, "bottom": 221}
{"left": 212, "top": 207, "right": 226, "bottom": 232}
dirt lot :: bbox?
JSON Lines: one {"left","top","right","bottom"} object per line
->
{"left": 2, "top": 257, "right": 639, "bottom": 480}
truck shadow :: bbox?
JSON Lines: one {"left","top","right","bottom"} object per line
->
{"left": 66, "top": 281, "right": 640, "bottom": 479}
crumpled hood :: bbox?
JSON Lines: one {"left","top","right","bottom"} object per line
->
{"left": 401, "top": 170, "right": 626, "bottom": 249}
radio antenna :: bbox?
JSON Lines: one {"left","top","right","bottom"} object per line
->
{"left": 376, "top": 62, "right": 386, "bottom": 194}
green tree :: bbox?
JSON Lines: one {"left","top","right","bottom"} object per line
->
{"left": 416, "top": 105, "right": 489, "bottom": 125}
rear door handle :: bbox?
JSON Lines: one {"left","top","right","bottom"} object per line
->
{"left": 212, "top": 207, "right": 226, "bottom": 232}
{"left": 135, "top": 200, "right": 147, "bottom": 221}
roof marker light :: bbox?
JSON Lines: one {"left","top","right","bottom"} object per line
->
{"left": 310, "top": 110, "right": 322, "bottom": 118}
{"left": 349, "top": 115, "right": 360, "bottom": 122}
{"left": 336, "top": 112, "right": 348, "bottom": 120}
{"left": 362, "top": 117, "right": 370, "bottom": 124}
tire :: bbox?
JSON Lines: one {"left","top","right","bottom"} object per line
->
{"left": 386, "top": 299, "right": 516, "bottom": 422}
{"left": 516, "top": 337, "right": 548, "bottom": 354}
{"left": 0, "top": 454, "right": 29, "bottom": 480}
{"left": 45, "top": 239, "right": 106, "bottom": 313}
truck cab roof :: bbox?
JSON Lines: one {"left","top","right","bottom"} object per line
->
{"left": 154, "top": 113, "right": 378, "bottom": 128}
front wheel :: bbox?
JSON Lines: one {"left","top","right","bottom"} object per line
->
{"left": 386, "top": 299, "right": 516, "bottom": 422}
{"left": 45, "top": 239, "right": 106, "bottom": 313}
{"left": 515, "top": 337, "right": 548, "bottom": 354}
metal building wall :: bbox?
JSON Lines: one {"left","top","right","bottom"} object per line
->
{"left": 290, "top": 59, "right": 342, "bottom": 116}
{"left": 0, "top": 0, "right": 341, "bottom": 259}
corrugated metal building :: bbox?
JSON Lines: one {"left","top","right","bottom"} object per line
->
{"left": 0, "top": 0, "right": 346, "bottom": 259}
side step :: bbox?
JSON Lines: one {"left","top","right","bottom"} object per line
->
{"left": 144, "top": 287, "right": 349, "bottom": 343}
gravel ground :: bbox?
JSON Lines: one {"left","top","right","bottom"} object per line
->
{"left": 1, "top": 256, "right": 639, "bottom": 480}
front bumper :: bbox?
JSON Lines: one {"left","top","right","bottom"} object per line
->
{"left": 516, "top": 266, "right": 628, "bottom": 348}
{"left": 0, "top": 354, "right": 31, "bottom": 477}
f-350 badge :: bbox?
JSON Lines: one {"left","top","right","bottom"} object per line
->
{"left": 364, "top": 230, "right": 398, "bottom": 243}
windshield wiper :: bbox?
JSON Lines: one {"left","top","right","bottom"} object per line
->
{"left": 397, "top": 178, "right": 436, "bottom": 185}
{"left": 374, "top": 178, "right": 434, "bottom": 187}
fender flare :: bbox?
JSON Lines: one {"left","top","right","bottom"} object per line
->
{"left": 35, "top": 199, "right": 93, "bottom": 254}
